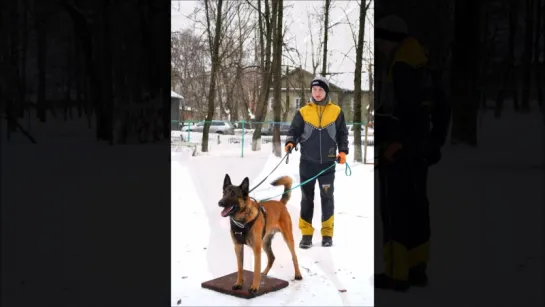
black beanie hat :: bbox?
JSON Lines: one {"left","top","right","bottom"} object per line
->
{"left": 310, "top": 76, "right": 330, "bottom": 95}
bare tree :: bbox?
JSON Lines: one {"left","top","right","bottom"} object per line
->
{"left": 535, "top": 0, "right": 543, "bottom": 106}
{"left": 353, "top": 0, "right": 372, "bottom": 163}
{"left": 283, "top": 65, "right": 290, "bottom": 122}
{"left": 201, "top": 0, "right": 224, "bottom": 152}
{"left": 171, "top": 30, "right": 211, "bottom": 121}
{"left": 271, "top": 0, "right": 284, "bottom": 157}
{"left": 540, "top": 0, "right": 545, "bottom": 107}
{"left": 321, "top": 0, "right": 331, "bottom": 76}
{"left": 520, "top": 0, "right": 535, "bottom": 111}
{"left": 450, "top": 0, "right": 479, "bottom": 146}
{"left": 0, "top": 1, "right": 173, "bottom": 144}
{"left": 307, "top": 10, "right": 323, "bottom": 76}
{"left": 35, "top": 1, "right": 48, "bottom": 122}
{"left": 251, "top": 0, "right": 274, "bottom": 151}
{"left": 495, "top": 0, "right": 519, "bottom": 117}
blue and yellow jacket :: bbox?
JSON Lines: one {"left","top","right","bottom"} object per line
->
{"left": 376, "top": 37, "right": 431, "bottom": 145}
{"left": 285, "top": 100, "right": 349, "bottom": 164}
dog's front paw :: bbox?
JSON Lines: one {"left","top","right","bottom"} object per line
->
{"left": 248, "top": 285, "right": 259, "bottom": 293}
{"left": 232, "top": 283, "right": 243, "bottom": 290}
{"left": 294, "top": 273, "right": 303, "bottom": 280}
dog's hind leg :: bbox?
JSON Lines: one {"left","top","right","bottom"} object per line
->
{"left": 233, "top": 243, "right": 244, "bottom": 290}
{"left": 280, "top": 214, "right": 303, "bottom": 280}
{"left": 262, "top": 234, "right": 275, "bottom": 275}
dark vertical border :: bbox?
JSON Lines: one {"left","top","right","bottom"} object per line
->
{"left": 374, "top": 0, "right": 544, "bottom": 306}
{"left": 1, "top": 1, "right": 171, "bottom": 306}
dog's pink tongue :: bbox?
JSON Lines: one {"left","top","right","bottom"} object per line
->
{"left": 221, "top": 206, "right": 233, "bottom": 217}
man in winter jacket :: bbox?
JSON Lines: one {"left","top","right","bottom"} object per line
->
{"left": 374, "top": 15, "right": 450, "bottom": 291}
{"left": 284, "top": 75, "right": 349, "bottom": 248}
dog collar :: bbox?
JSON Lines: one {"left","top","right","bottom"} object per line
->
{"left": 230, "top": 217, "right": 246, "bottom": 228}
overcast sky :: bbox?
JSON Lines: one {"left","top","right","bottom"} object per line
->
{"left": 172, "top": 0, "right": 373, "bottom": 91}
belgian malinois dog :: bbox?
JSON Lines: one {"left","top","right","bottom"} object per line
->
{"left": 218, "top": 174, "right": 303, "bottom": 293}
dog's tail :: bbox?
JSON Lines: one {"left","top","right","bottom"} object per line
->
{"left": 270, "top": 176, "right": 293, "bottom": 205}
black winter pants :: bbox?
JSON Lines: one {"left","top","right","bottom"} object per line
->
{"left": 298, "top": 159, "right": 336, "bottom": 237}
{"left": 378, "top": 156, "right": 431, "bottom": 281}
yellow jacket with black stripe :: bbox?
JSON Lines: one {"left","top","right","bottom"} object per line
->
{"left": 285, "top": 100, "right": 349, "bottom": 164}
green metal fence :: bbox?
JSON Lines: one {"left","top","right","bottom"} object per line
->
{"left": 171, "top": 120, "right": 372, "bottom": 158}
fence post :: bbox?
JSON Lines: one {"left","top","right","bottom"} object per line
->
{"left": 241, "top": 120, "right": 245, "bottom": 158}
{"left": 187, "top": 120, "right": 191, "bottom": 143}
{"left": 363, "top": 121, "right": 374, "bottom": 164}
{"left": 363, "top": 121, "right": 368, "bottom": 163}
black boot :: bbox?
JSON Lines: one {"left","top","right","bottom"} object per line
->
{"left": 374, "top": 273, "right": 410, "bottom": 292}
{"left": 299, "top": 235, "right": 313, "bottom": 249}
{"left": 409, "top": 263, "right": 428, "bottom": 287}
{"left": 322, "top": 236, "right": 333, "bottom": 247}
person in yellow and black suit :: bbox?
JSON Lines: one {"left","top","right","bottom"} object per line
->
{"left": 374, "top": 15, "right": 450, "bottom": 292}
{"left": 284, "top": 76, "right": 349, "bottom": 249}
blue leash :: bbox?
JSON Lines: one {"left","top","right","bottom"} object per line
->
{"left": 258, "top": 160, "right": 352, "bottom": 202}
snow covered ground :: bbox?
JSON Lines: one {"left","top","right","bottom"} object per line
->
{"left": 1, "top": 113, "right": 173, "bottom": 306}
{"left": 171, "top": 107, "right": 543, "bottom": 307}
{"left": 171, "top": 144, "right": 375, "bottom": 306}
{"left": 374, "top": 109, "right": 544, "bottom": 307}
{"left": 2, "top": 105, "right": 542, "bottom": 307}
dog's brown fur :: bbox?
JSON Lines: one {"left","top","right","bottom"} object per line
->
{"left": 218, "top": 174, "right": 302, "bottom": 294}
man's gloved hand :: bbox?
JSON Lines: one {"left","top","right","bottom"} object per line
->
{"left": 336, "top": 152, "right": 347, "bottom": 164}
{"left": 384, "top": 142, "right": 403, "bottom": 162}
{"left": 285, "top": 143, "right": 294, "bottom": 154}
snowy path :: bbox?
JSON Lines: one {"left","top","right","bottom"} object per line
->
{"left": 171, "top": 145, "right": 375, "bottom": 306}
{"left": 375, "top": 110, "right": 544, "bottom": 307}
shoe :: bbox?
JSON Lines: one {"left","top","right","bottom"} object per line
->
{"left": 374, "top": 273, "right": 410, "bottom": 292}
{"left": 322, "top": 236, "right": 333, "bottom": 247}
{"left": 409, "top": 264, "right": 428, "bottom": 287}
{"left": 299, "top": 235, "right": 312, "bottom": 249}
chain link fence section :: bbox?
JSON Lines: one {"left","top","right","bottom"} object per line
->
{"left": 171, "top": 120, "right": 373, "bottom": 158}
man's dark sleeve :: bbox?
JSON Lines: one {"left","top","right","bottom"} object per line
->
{"left": 336, "top": 110, "right": 349, "bottom": 155}
{"left": 390, "top": 61, "right": 423, "bottom": 143}
{"left": 285, "top": 110, "right": 304, "bottom": 147}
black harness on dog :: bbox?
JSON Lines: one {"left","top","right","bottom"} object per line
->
{"left": 230, "top": 199, "right": 267, "bottom": 245}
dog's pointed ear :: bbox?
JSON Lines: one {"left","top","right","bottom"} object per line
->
{"left": 240, "top": 177, "right": 250, "bottom": 196}
{"left": 223, "top": 174, "right": 232, "bottom": 191}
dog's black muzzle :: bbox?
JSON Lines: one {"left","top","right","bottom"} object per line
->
{"left": 218, "top": 199, "right": 238, "bottom": 217}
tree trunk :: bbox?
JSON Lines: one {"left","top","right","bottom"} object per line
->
{"left": 450, "top": 0, "right": 479, "bottom": 146}
{"left": 535, "top": 0, "right": 543, "bottom": 106}
{"left": 11, "top": 1, "right": 21, "bottom": 124}
{"left": 64, "top": 44, "right": 72, "bottom": 121}
{"left": 283, "top": 64, "right": 289, "bottom": 122}
{"left": 520, "top": 0, "right": 534, "bottom": 111}
{"left": 76, "top": 40, "right": 83, "bottom": 118}
{"left": 368, "top": 63, "right": 374, "bottom": 122}
{"left": 96, "top": 0, "right": 114, "bottom": 144}
{"left": 353, "top": 0, "right": 368, "bottom": 163}
{"left": 272, "top": 0, "right": 283, "bottom": 157}
{"left": 496, "top": 0, "right": 520, "bottom": 117}
{"left": 201, "top": 0, "right": 224, "bottom": 152}
{"left": 36, "top": 5, "right": 47, "bottom": 123}
{"left": 252, "top": 0, "right": 273, "bottom": 151}
{"left": 60, "top": 2, "right": 97, "bottom": 129}
{"left": 541, "top": 0, "right": 545, "bottom": 107}
{"left": 21, "top": 0, "right": 28, "bottom": 119}
{"left": 321, "top": 0, "right": 330, "bottom": 77}
{"left": 3, "top": 1, "right": 17, "bottom": 137}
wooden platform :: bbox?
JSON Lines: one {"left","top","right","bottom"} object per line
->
{"left": 201, "top": 270, "right": 289, "bottom": 299}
